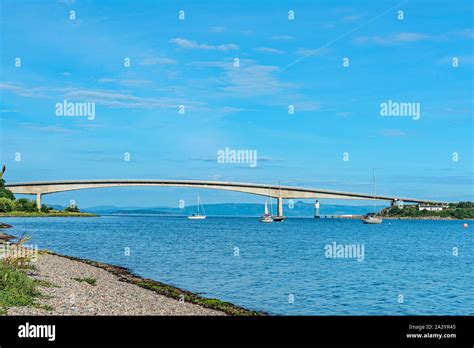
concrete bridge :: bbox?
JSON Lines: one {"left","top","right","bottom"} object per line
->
{"left": 6, "top": 179, "right": 444, "bottom": 217}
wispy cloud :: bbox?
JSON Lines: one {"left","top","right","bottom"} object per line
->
{"left": 170, "top": 38, "right": 239, "bottom": 51}
{"left": 354, "top": 32, "right": 431, "bottom": 45}
{"left": 296, "top": 47, "right": 330, "bottom": 56}
{"left": 0, "top": 82, "right": 205, "bottom": 110}
{"left": 0, "top": 82, "right": 46, "bottom": 98}
{"left": 222, "top": 61, "right": 297, "bottom": 97}
{"left": 354, "top": 29, "right": 474, "bottom": 46}
{"left": 343, "top": 14, "right": 363, "bottom": 22}
{"left": 381, "top": 129, "right": 407, "bottom": 137}
{"left": 98, "top": 78, "right": 152, "bottom": 87}
{"left": 63, "top": 88, "right": 193, "bottom": 109}
{"left": 453, "top": 29, "right": 474, "bottom": 39}
{"left": 255, "top": 47, "right": 285, "bottom": 54}
{"left": 336, "top": 111, "right": 352, "bottom": 117}
{"left": 210, "top": 26, "right": 226, "bottom": 33}
{"left": 271, "top": 35, "right": 294, "bottom": 41}
{"left": 139, "top": 56, "right": 177, "bottom": 66}
{"left": 21, "top": 124, "right": 76, "bottom": 134}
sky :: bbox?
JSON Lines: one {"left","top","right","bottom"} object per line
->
{"left": 0, "top": 0, "right": 473, "bottom": 208}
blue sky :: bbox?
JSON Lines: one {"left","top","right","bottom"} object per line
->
{"left": 0, "top": 0, "right": 473, "bottom": 208}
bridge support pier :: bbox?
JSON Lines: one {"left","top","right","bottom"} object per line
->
{"left": 314, "top": 200, "right": 320, "bottom": 218}
{"left": 36, "top": 193, "right": 42, "bottom": 210}
{"left": 277, "top": 197, "right": 283, "bottom": 217}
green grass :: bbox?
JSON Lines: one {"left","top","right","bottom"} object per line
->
{"left": 73, "top": 277, "right": 97, "bottom": 286}
{"left": 0, "top": 262, "right": 51, "bottom": 314}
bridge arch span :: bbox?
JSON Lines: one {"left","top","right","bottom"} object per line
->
{"left": 6, "top": 179, "right": 444, "bottom": 217}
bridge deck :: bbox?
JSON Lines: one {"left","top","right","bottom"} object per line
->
{"left": 6, "top": 179, "right": 445, "bottom": 205}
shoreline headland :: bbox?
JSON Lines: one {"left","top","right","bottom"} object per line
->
{"left": 0, "top": 211, "right": 97, "bottom": 217}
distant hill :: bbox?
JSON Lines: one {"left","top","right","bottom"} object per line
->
{"left": 82, "top": 201, "right": 386, "bottom": 217}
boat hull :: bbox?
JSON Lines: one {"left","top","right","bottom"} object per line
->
{"left": 361, "top": 218, "right": 382, "bottom": 224}
{"left": 187, "top": 215, "right": 206, "bottom": 220}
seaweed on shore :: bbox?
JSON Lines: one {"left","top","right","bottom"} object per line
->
{"left": 47, "top": 251, "right": 263, "bottom": 316}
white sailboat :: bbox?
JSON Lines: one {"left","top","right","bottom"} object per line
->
{"left": 260, "top": 201, "right": 273, "bottom": 223}
{"left": 362, "top": 169, "right": 382, "bottom": 224}
{"left": 188, "top": 196, "right": 206, "bottom": 219}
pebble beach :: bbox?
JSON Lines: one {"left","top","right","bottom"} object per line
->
{"left": 6, "top": 253, "right": 225, "bottom": 316}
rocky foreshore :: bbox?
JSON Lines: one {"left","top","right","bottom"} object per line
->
{"left": 382, "top": 216, "right": 472, "bottom": 220}
{"left": 5, "top": 252, "right": 259, "bottom": 316}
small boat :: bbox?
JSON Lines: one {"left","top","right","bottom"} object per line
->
{"left": 188, "top": 196, "right": 206, "bottom": 219}
{"left": 361, "top": 213, "right": 382, "bottom": 224}
{"left": 260, "top": 201, "right": 273, "bottom": 223}
{"left": 272, "top": 216, "right": 285, "bottom": 222}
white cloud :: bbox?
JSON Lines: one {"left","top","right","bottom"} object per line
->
{"left": 170, "top": 38, "right": 239, "bottom": 51}
{"left": 188, "top": 61, "right": 229, "bottom": 69}
{"left": 354, "top": 32, "right": 431, "bottom": 45}
{"left": 21, "top": 124, "right": 76, "bottom": 134}
{"left": 0, "top": 82, "right": 45, "bottom": 97}
{"left": 355, "top": 29, "right": 474, "bottom": 45}
{"left": 271, "top": 35, "right": 294, "bottom": 41}
{"left": 222, "top": 61, "right": 297, "bottom": 96}
{"left": 296, "top": 47, "right": 329, "bottom": 56}
{"left": 98, "top": 78, "right": 152, "bottom": 86}
{"left": 292, "top": 101, "right": 321, "bottom": 111}
{"left": 343, "top": 15, "right": 362, "bottom": 21}
{"left": 453, "top": 29, "right": 474, "bottom": 39}
{"left": 140, "top": 56, "right": 177, "bottom": 66}
{"left": 241, "top": 30, "right": 254, "bottom": 36}
{"left": 0, "top": 82, "right": 205, "bottom": 110}
{"left": 255, "top": 47, "right": 285, "bottom": 54}
{"left": 336, "top": 111, "right": 352, "bottom": 117}
{"left": 210, "top": 26, "right": 226, "bottom": 33}
{"left": 381, "top": 129, "right": 407, "bottom": 137}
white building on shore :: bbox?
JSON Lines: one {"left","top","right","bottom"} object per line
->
{"left": 418, "top": 205, "right": 444, "bottom": 211}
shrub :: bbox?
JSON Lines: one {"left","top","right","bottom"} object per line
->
{"left": 14, "top": 198, "right": 38, "bottom": 212}
{"left": 0, "top": 197, "right": 15, "bottom": 212}
{"left": 64, "top": 205, "right": 80, "bottom": 213}
{"left": 40, "top": 205, "right": 52, "bottom": 213}
{"left": 0, "top": 187, "right": 15, "bottom": 200}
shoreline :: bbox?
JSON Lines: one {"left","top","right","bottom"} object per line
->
{"left": 3, "top": 249, "right": 261, "bottom": 316}
{"left": 381, "top": 216, "right": 473, "bottom": 221}
{"left": 47, "top": 251, "right": 262, "bottom": 316}
{"left": 2, "top": 214, "right": 471, "bottom": 220}
{"left": 0, "top": 212, "right": 97, "bottom": 217}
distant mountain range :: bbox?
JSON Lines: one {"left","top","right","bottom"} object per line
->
{"left": 77, "top": 201, "right": 387, "bottom": 217}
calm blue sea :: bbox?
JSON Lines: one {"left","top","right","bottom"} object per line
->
{"left": 2, "top": 216, "right": 473, "bottom": 315}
